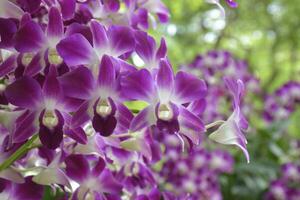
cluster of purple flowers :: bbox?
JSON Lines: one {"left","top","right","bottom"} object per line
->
{"left": 264, "top": 81, "right": 300, "bottom": 123}
{"left": 182, "top": 50, "right": 260, "bottom": 123}
{"left": 156, "top": 134, "right": 233, "bottom": 200}
{"left": 265, "top": 163, "right": 300, "bottom": 200}
{"left": 0, "top": 0, "right": 248, "bottom": 199}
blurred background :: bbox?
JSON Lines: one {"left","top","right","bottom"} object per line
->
{"left": 150, "top": 1, "right": 300, "bottom": 199}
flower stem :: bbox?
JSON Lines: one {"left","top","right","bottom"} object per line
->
{"left": 0, "top": 134, "right": 39, "bottom": 172}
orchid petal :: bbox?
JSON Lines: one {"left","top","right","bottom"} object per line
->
{"left": 57, "top": 34, "right": 95, "bottom": 66}
{"left": 15, "top": 21, "right": 46, "bottom": 53}
{"left": 65, "top": 154, "right": 90, "bottom": 183}
{"left": 5, "top": 76, "right": 42, "bottom": 109}
{"left": 174, "top": 71, "right": 207, "bottom": 104}
{"left": 47, "top": 7, "right": 64, "bottom": 39}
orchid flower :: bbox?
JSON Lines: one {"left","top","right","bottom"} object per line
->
{"left": 4, "top": 66, "right": 84, "bottom": 148}
{"left": 134, "top": 31, "right": 167, "bottom": 70}
{"left": 13, "top": 7, "right": 66, "bottom": 76}
{"left": 59, "top": 55, "right": 132, "bottom": 137}
{"left": 65, "top": 154, "right": 122, "bottom": 199}
{"left": 122, "top": 59, "right": 207, "bottom": 144}
{"left": 57, "top": 20, "right": 135, "bottom": 75}
{"left": 209, "top": 77, "right": 249, "bottom": 163}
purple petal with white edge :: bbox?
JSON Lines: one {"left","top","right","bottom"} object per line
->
{"left": 23, "top": 52, "right": 44, "bottom": 77}
{"left": 64, "top": 127, "right": 87, "bottom": 144}
{"left": 98, "top": 169, "right": 122, "bottom": 194}
{"left": 5, "top": 76, "right": 42, "bottom": 108}
{"left": 209, "top": 118, "right": 249, "bottom": 163}
{"left": 132, "top": 8, "right": 149, "bottom": 30}
{"left": 174, "top": 71, "right": 207, "bottom": 104}
{"left": 15, "top": 21, "right": 46, "bottom": 53}
{"left": 108, "top": 25, "right": 135, "bottom": 56}
{"left": 178, "top": 106, "right": 205, "bottom": 144}
{"left": 91, "top": 157, "right": 105, "bottom": 176}
{"left": 65, "top": 154, "right": 90, "bottom": 183}
{"left": 0, "top": 0, "right": 24, "bottom": 19}
{"left": 71, "top": 100, "right": 93, "bottom": 128}
{"left": 57, "top": 33, "right": 95, "bottom": 66}
{"left": 0, "top": 55, "right": 17, "bottom": 78}
{"left": 59, "top": 0, "right": 76, "bottom": 20}
{"left": 97, "top": 55, "right": 116, "bottom": 89}
{"left": 47, "top": 7, "right": 64, "bottom": 39}
{"left": 90, "top": 20, "right": 109, "bottom": 50}
{"left": 59, "top": 66, "right": 94, "bottom": 100}
{"left": 13, "top": 111, "right": 37, "bottom": 143}
{"left": 121, "top": 69, "right": 154, "bottom": 101}
{"left": 130, "top": 106, "right": 155, "bottom": 132}
{"left": 12, "top": 177, "right": 44, "bottom": 200}
{"left": 156, "top": 37, "right": 167, "bottom": 60}
{"left": 156, "top": 59, "right": 174, "bottom": 101}
{"left": 43, "top": 65, "right": 62, "bottom": 100}
{"left": 134, "top": 31, "right": 156, "bottom": 63}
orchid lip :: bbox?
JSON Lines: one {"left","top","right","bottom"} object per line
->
{"left": 48, "top": 48, "right": 63, "bottom": 65}
{"left": 158, "top": 103, "right": 173, "bottom": 121}
{"left": 96, "top": 98, "right": 112, "bottom": 118}
{"left": 42, "top": 110, "right": 58, "bottom": 129}
{"left": 21, "top": 53, "right": 35, "bottom": 65}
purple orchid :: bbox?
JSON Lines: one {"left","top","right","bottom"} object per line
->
{"left": 4, "top": 66, "right": 84, "bottom": 148}
{"left": 65, "top": 154, "right": 122, "bottom": 199}
{"left": 122, "top": 59, "right": 207, "bottom": 144}
{"left": 57, "top": 20, "right": 135, "bottom": 74}
{"left": 209, "top": 77, "right": 249, "bottom": 163}
{"left": 13, "top": 6, "right": 66, "bottom": 76}
{"left": 59, "top": 55, "right": 132, "bottom": 137}
{"left": 0, "top": 0, "right": 252, "bottom": 198}
{"left": 134, "top": 30, "right": 167, "bottom": 70}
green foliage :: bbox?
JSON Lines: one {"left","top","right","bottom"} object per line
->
{"left": 160, "top": 0, "right": 300, "bottom": 92}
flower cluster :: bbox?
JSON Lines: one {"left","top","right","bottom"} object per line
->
{"left": 0, "top": 0, "right": 248, "bottom": 199}
{"left": 265, "top": 163, "right": 300, "bottom": 200}
{"left": 156, "top": 134, "right": 233, "bottom": 200}
{"left": 264, "top": 81, "right": 300, "bottom": 123}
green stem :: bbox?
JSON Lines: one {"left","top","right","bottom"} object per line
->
{"left": 0, "top": 134, "right": 38, "bottom": 172}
